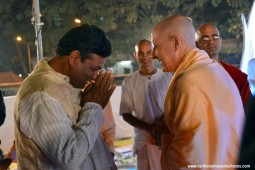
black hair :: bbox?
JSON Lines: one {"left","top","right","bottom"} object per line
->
{"left": 55, "top": 24, "right": 112, "bottom": 60}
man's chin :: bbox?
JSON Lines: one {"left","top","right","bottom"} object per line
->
{"left": 208, "top": 52, "right": 218, "bottom": 59}
{"left": 208, "top": 49, "right": 217, "bottom": 55}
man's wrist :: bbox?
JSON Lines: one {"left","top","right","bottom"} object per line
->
{"left": 145, "top": 124, "right": 153, "bottom": 133}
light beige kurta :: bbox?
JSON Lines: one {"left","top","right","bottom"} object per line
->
{"left": 14, "top": 59, "right": 114, "bottom": 170}
{"left": 161, "top": 49, "right": 244, "bottom": 170}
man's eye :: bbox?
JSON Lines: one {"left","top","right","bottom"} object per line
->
{"left": 138, "top": 53, "right": 144, "bottom": 57}
{"left": 201, "top": 35, "right": 219, "bottom": 41}
{"left": 212, "top": 35, "right": 219, "bottom": 40}
{"left": 202, "top": 37, "right": 210, "bottom": 41}
{"left": 91, "top": 68, "right": 99, "bottom": 72}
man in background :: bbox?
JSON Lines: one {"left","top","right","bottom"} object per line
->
{"left": 120, "top": 39, "right": 172, "bottom": 170}
{"left": 196, "top": 23, "right": 251, "bottom": 106}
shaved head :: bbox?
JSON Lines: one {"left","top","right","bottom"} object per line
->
{"left": 134, "top": 39, "right": 155, "bottom": 74}
{"left": 151, "top": 15, "right": 197, "bottom": 72}
{"left": 195, "top": 23, "right": 220, "bottom": 41}
{"left": 154, "top": 15, "right": 196, "bottom": 46}
{"left": 195, "top": 23, "right": 222, "bottom": 60}
{"left": 135, "top": 39, "right": 153, "bottom": 53}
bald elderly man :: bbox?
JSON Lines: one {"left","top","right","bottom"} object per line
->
{"left": 152, "top": 15, "right": 244, "bottom": 169}
{"left": 195, "top": 23, "right": 251, "bottom": 107}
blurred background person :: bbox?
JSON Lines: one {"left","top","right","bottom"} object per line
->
{"left": 196, "top": 23, "right": 251, "bottom": 107}
{"left": 119, "top": 39, "right": 172, "bottom": 170}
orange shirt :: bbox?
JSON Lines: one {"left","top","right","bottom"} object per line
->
{"left": 161, "top": 49, "right": 244, "bottom": 170}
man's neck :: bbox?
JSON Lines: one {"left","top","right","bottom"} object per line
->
{"left": 48, "top": 56, "right": 69, "bottom": 76}
{"left": 210, "top": 55, "right": 219, "bottom": 61}
{"left": 139, "top": 67, "right": 157, "bottom": 76}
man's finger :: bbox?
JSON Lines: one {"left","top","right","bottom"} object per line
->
{"left": 94, "top": 70, "right": 105, "bottom": 89}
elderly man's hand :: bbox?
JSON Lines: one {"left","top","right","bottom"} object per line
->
{"left": 80, "top": 70, "right": 116, "bottom": 108}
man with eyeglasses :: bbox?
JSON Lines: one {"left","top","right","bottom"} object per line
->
{"left": 196, "top": 23, "right": 251, "bottom": 107}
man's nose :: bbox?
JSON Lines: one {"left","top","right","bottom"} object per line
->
{"left": 152, "top": 50, "right": 158, "bottom": 59}
{"left": 91, "top": 71, "right": 99, "bottom": 80}
{"left": 208, "top": 39, "right": 215, "bottom": 43}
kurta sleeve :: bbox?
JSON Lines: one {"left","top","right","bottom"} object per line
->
{"left": 19, "top": 92, "right": 103, "bottom": 169}
{"left": 119, "top": 78, "right": 133, "bottom": 115}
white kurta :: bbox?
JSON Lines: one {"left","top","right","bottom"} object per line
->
{"left": 120, "top": 68, "right": 172, "bottom": 170}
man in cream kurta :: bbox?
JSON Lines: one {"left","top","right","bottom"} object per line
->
{"left": 14, "top": 24, "right": 116, "bottom": 170}
{"left": 152, "top": 15, "right": 244, "bottom": 170}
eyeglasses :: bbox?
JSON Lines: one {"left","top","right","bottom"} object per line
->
{"left": 201, "top": 35, "right": 220, "bottom": 42}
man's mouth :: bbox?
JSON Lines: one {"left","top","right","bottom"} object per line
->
{"left": 208, "top": 47, "right": 216, "bottom": 51}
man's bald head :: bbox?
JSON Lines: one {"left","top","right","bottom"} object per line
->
{"left": 135, "top": 39, "right": 153, "bottom": 53}
{"left": 195, "top": 23, "right": 222, "bottom": 60}
{"left": 153, "top": 15, "right": 196, "bottom": 46}
{"left": 151, "top": 15, "right": 197, "bottom": 72}
{"left": 195, "top": 23, "right": 220, "bottom": 41}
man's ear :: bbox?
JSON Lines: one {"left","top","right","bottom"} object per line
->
{"left": 172, "top": 35, "right": 181, "bottom": 51}
{"left": 68, "top": 50, "right": 81, "bottom": 67}
{"left": 132, "top": 51, "right": 137, "bottom": 59}
{"left": 195, "top": 41, "right": 199, "bottom": 48}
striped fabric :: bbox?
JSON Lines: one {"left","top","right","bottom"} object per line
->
{"left": 14, "top": 59, "right": 114, "bottom": 170}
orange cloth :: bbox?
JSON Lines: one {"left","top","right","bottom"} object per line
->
{"left": 161, "top": 49, "right": 244, "bottom": 170}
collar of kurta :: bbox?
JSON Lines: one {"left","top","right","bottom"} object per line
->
{"left": 19, "top": 58, "right": 82, "bottom": 125}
